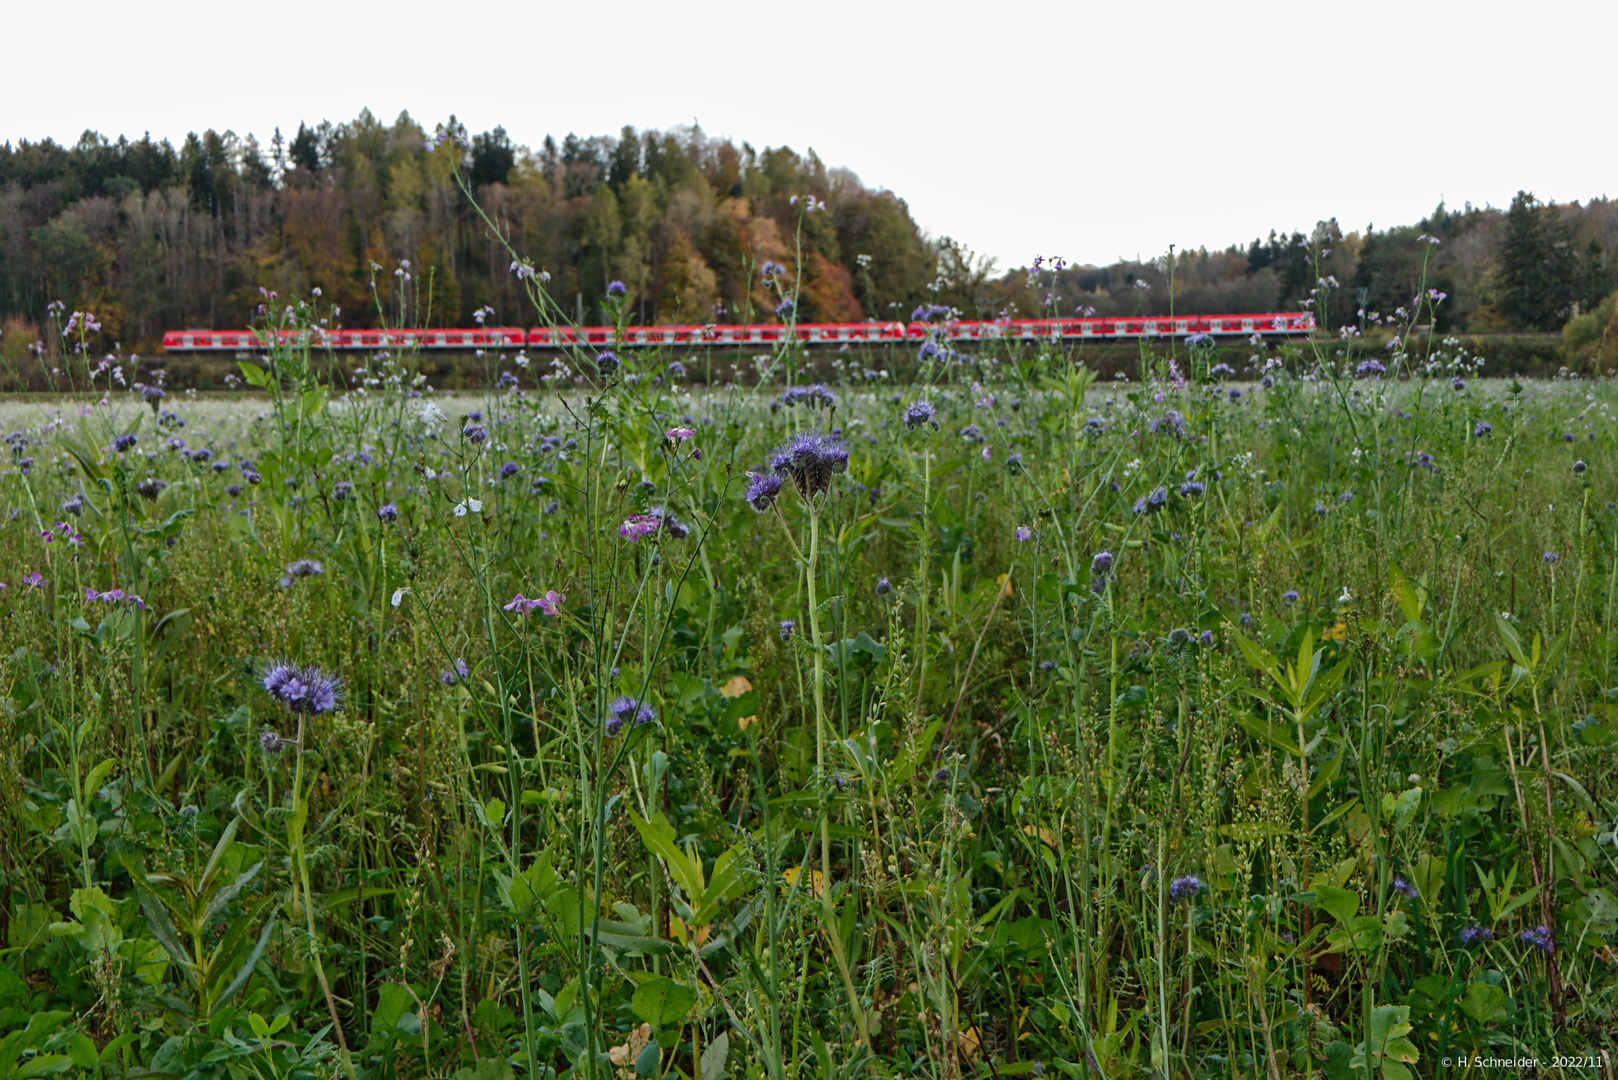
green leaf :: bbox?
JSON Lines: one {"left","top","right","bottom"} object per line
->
{"left": 630, "top": 977, "right": 696, "bottom": 1027}
{"left": 699, "top": 1030, "right": 729, "bottom": 1080}
{"left": 1460, "top": 981, "right": 1509, "bottom": 1024}
{"left": 1316, "top": 884, "right": 1359, "bottom": 925}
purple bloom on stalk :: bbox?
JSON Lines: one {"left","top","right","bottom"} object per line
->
{"left": 377, "top": 502, "right": 399, "bottom": 522}
{"left": 620, "top": 514, "right": 659, "bottom": 541}
{"left": 1392, "top": 878, "right": 1418, "bottom": 900}
{"left": 1092, "top": 551, "right": 1114, "bottom": 575}
{"left": 440, "top": 658, "right": 469, "bottom": 685}
{"left": 744, "top": 471, "right": 784, "bottom": 512}
{"left": 1282, "top": 590, "right": 1299, "bottom": 604}
{"left": 1459, "top": 924, "right": 1494, "bottom": 946}
{"left": 876, "top": 576, "right": 891, "bottom": 595}
{"left": 595, "top": 351, "right": 619, "bottom": 375}
{"left": 260, "top": 661, "right": 342, "bottom": 715}
{"left": 665, "top": 427, "right": 696, "bottom": 441}
{"left": 537, "top": 589, "right": 565, "bottom": 616}
{"left": 1169, "top": 875, "right": 1204, "bottom": 902}
{"left": 1474, "top": 421, "right": 1493, "bottom": 438}
{"left": 779, "top": 619, "right": 795, "bottom": 640}
{"left": 1544, "top": 551, "right": 1559, "bottom": 565}
{"left": 1016, "top": 526, "right": 1032, "bottom": 542}
{"left": 771, "top": 431, "right": 849, "bottom": 499}
{"left": 500, "top": 461, "right": 520, "bottom": 478}
{"left": 606, "top": 281, "right": 627, "bottom": 298}
{"left": 775, "top": 298, "right": 795, "bottom": 318}
{"left": 259, "top": 729, "right": 286, "bottom": 754}
{"left": 903, "top": 399, "right": 937, "bottom": 429}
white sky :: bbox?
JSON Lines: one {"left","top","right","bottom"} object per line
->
{"left": 11, "top": 0, "right": 1614, "bottom": 273}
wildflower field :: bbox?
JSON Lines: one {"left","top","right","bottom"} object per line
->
{"left": 3, "top": 292, "right": 1617, "bottom": 1080}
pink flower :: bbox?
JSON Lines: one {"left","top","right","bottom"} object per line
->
{"left": 665, "top": 427, "right": 696, "bottom": 441}
{"left": 503, "top": 594, "right": 543, "bottom": 615}
{"left": 22, "top": 572, "right": 47, "bottom": 588}
{"left": 1016, "top": 526, "right": 1032, "bottom": 542}
{"left": 537, "top": 589, "right": 565, "bottom": 616}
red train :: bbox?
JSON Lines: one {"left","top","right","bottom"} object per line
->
{"left": 161, "top": 312, "right": 1313, "bottom": 353}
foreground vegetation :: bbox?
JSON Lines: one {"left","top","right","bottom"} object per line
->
{"left": 2, "top": 274, "right": 1617, "bottom": 1080}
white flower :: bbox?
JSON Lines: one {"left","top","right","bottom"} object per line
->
{"left": 454, "top": 498, "right": 484, "bottom": 517}
{"left": 391, "top": 587, "right": 409, "bottom": 608}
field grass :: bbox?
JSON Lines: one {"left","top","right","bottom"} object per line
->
{"left": 2, "top": 304, "right": 1616, "bottom": 1080}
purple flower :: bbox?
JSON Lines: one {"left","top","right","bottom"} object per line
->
{"left": 608, "top": 695, "right": 656, "bottom": 732}
{"left": 779, "top": 619, "right": 796, "bottom": 640}
{"left": 1544, "top": 551, "right": 1559, "bottom": 565}
{"left": 665, "top": 427, "right": 696, "bottom": 441}
{"left": 377, "top": 502, "right": 399, "bottom": 522}
{"left": 1169, "top": 875, "right": 1204, "bottom": 902}
{"left": 500, "top": 461, "right": 520, "bottom": 478}
{"left": 1474, "top": 421, "right": 1493, "bottom": 438}
{"left": 1282, "top": 590, "right": 1299, "bottom": 604}
{"left": 1459, "top": 924, "right": 1494, "bottom": 946}
{"left": 1518, "top": 925, "right": 1555, "bottom": 954}
{"left": 1392, "top": 878, "right": 1418, "bottom": 900}
{"left": 876, "top": 576, "right": 892, "bottom": 595}
{"left": 595, "top": 351, "right": 620, "bottom": 375}
{"left": 503, "top": 594, "right": 544, "bottom": 615}
{"left": 440, "top": 659, "right": 469, "bottom": 685}
{"left": 1092, "top": 551, "right": 1114, "bottom": 575}
{"left": 462, "top": 423, "right": 488, "bottom": 445}
{"left": 770, "top": 432, "right": 849, "bottom": 499}
{"left": 259, "top": 729, "right": 286, "bottom": 754}
{"left": 744, "top": 471, "right": 784, "bottom": 512}
{"left": 620, "top": 514, "right": 659, "bottom": 541}
{"left": 1016, "top": 526, "right": 1032, "bottom": 542}
{"left": 1574, "top": 459, "right": 1587, "bottom": 474}
{"left": 606, "top": 281, "right": 627, "bottom": 298}
{"left": 903, "top": 399, "right": 937, "bottom": 429}
{"left": 537, "top": 589, "right": 565, "bottom": 616}
{"left": 113, "top": 433, "right": 137, "bottom": 453}
{"left": 260, "top": 661, "right": 342, "bottom": 715}
{"left": 285, "top": 559, "right": 324, "bottom": 580}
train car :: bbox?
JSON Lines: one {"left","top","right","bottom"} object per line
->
{"left": 162, "top": 313, "right": 1312, "bottom": 352}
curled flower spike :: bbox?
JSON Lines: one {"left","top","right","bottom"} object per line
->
{"left": 770, "top": 432, "right": 849, "bottom": 499}
{"left": 1169, "top": 875, "right": 1204, "bottom": 902}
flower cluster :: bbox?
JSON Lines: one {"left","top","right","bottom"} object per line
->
{"left": 1169, "top": 875, "right": 1205, "bottom": 902}
{"left": 261, "top": 661, "right": 343, "bottom": 715}
{"left": 606, "top": 695, "right": 656, "bottom": 735}
{"left": 769, "top": 432, "right": 849, "bottom": 499}
{"left": 903, "top": 399, "right": 937, "bottom": 429}
{"left": 778, "top": 384, "right": 836, "bottom": 410}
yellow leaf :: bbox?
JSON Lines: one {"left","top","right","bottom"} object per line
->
{"left": 997, "top": 572, "right": 1014, "bottom": 600}
{"left": 1323, "top": 620, "right": 1349, "bottom": 641}
{"left": 720, "top": 675, "right": 752, "bottom": 698}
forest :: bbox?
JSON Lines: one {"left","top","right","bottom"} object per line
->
{"left": 1, "top": 109, "right": 1616, "bottom": 365}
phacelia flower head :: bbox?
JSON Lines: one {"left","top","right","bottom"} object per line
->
{"left": 1169, "top": 875, "right": 1205, "bottom": 902}
{"left": 779, "top": 619, "right": 796, "bottom": 640}
{"left": 903, "top": 399, "right": 937, "bottom": 429}
{"left": 1282, "top": 590, "right": 1300, "bottom": 605}
{"left": 771, "top": 432, "right": 849, "bottom": 499}
{"left": 1518, "top": 925, "right": 1555, "bottom": 954}
{"left": 595, "top": 351, "right": 620, "bottom": 375}
{"left": 607, "top": 695, "right": 656, "bottom": 734}
{"left": 377, "top": 502, "right": 399, "bottom": 522}
{"left": 1016, "top": 526, "right": 1032, "bottom": 542}
{"left": 744, "top": 471, "right": 784, "bottom": 512}
{"left": 440, "top": 658, "right": 470, "bottom": 685}
{"left": 606, "top": 280, "right": 627, "bottom": 298}
{"left": 1392, "top": 878, "right": 1418, "bottom": 900}
{"left": 1458, "top": 924, "right": 1494, "bottom": 946}
{"left": 261, "top": 661, "right": 342, "bottom": 715}
{"left": 1092, "top": 550, "right": 1114, "bottom": 575}
{"left": 876, "top": 576, "right": 892, "bottom": 595}
{"left": 1474, "top": 421, "right": 1493, "bottom": 438}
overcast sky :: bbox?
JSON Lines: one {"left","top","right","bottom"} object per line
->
{"left": 10, "top": 0, "right": 1613, "bottom": 273}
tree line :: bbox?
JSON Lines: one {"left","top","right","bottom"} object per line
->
{"left": 1, "top": 109, "right": 1614, "bottom": 363}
